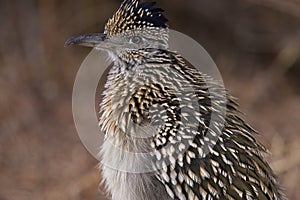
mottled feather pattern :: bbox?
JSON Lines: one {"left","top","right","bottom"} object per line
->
{"left": 97, "top": 0, "right": 287, "bottom": 200}
{"left": 100, "top": 48, "right": 286, "bottom": 199}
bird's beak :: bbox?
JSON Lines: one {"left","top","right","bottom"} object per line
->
{"left": 65, "top": 33, "right": 107, "bottom": 47}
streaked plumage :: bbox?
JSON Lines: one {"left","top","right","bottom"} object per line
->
{"left": 66, "top": 0, "right": 287, "bottom": 199}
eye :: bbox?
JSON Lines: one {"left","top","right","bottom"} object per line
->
{"left": 130, "top": 36, "right": 143, "bottom": 44}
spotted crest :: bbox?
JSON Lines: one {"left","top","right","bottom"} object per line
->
{"left": 104, "top": 0, "right": 168, "bottom": 36}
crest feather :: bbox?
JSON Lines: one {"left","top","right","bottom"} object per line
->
{"left": 105, "top": 0, "right": 168, "bottom": 36}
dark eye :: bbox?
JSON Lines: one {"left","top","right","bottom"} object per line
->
{"left": 130, "top": 36, "right": 142, "bottom": 44}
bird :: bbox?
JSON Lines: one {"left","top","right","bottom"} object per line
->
{"left": 66, "top": 0, "right": 287, "bottom": 199}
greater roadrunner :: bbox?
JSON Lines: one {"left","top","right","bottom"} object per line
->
{"left": 66, "top": 0, "right": 286, "bottom": 199}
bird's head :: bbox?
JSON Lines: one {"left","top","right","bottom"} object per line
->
{"left": 66, "top": 0, "right": 169, "bottom": 56}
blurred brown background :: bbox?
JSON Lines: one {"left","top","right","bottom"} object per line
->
{"left": 0, "top": 0, "right": 300, "bottom": 199}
